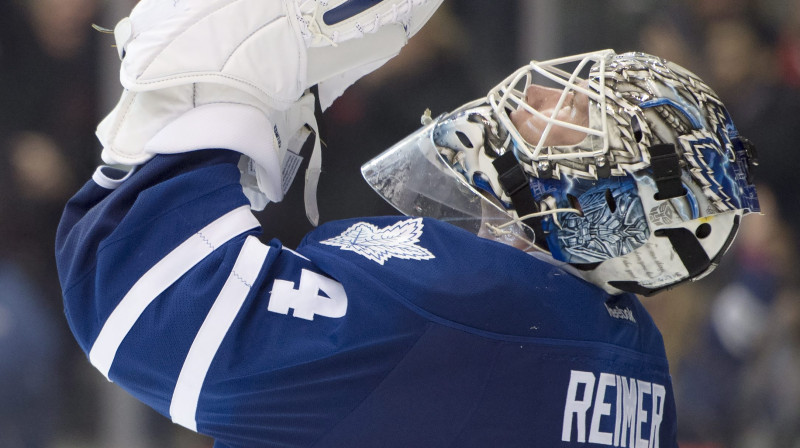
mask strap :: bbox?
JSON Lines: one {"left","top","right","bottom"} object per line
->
{"left": 649, "top": 143, "right": 686, "bottom": 200}
{"left": 733, "top": 135, "right": 759, "bottom": 183}
{"left": 492, "top": 152, "right": 547, "bottom": 248}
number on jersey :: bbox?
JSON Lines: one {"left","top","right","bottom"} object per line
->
{"left": 268, "top": 269, "right": 347, "bottom": 320}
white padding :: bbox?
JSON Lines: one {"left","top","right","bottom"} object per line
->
{"left": 121, "top": 0, "right": 306, "bottom": 110}
{"left": 144, "top": 103, "right": 283, "bottom": 202}
{"left": 306, "top": 23, "right": 406, "bottom": 88}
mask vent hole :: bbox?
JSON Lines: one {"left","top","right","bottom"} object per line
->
{"left": 605, "top": 189, "right": 617, "bottom": 213}
{"left": 567, "top": 194, "right": 583, "bottom": 216}
{"left": 695, "top": 223, "right": 712, "bottom": 239}
{"left": 631, "top": 116, "right": 643, "bottom": 142}
{"left": 456, "top": 131, "right": 474, "bottom": 148}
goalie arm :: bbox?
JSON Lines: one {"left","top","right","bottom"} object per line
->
{"left": 56, "top": 148, "right": 428, "bottom": 447}
{"left": 55, "top": 1, "right": 445, "bottom": 445}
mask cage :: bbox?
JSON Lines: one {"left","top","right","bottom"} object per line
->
{"left": 487, "top": 49, "right": 615, "bottom": 164}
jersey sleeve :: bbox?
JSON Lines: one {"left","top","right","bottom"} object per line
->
{"left": 55, "top": 149, "right": 428, "bottom": 447}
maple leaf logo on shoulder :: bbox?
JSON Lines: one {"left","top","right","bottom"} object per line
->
{"left": 320, "top": 218, "right": 435, "bottom": 265}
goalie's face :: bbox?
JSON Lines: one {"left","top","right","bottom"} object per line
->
{"left": 475, "top": 84, "right": 593, "bottom": 251}
{"left": 509, "top": 84, "right": 590, "bottom": 148}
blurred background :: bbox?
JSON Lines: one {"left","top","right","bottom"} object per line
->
{"left": 1, "top": 0, "right": 799, "bottom": 447}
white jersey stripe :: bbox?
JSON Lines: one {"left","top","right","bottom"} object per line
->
{"left": 89, "top": 205, "right": 260, "bottom": 379}
{"left": 170, "top": 236, "right": 269, "bottom": 432}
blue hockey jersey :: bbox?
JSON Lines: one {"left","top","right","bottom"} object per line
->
{"left": 56, "top": 149, "right": 678, "bottom": 447}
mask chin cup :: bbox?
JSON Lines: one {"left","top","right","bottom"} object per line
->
{"left": 596, "top": 213, "right": 741, "bottom": 296}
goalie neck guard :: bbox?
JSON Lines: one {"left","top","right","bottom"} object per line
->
{"left": 362, "top": 50, "right": 760, "bottom": 296}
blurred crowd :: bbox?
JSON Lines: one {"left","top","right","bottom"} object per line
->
{"left": 632, "top": 2, "right": 800, "bottom": 447}
{"left": 1, "top": 0, "right": 799, "bottom": 447}
{"left": 0, "top": 0, "right": 103, "bottom": 446}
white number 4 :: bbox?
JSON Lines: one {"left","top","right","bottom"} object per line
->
{"left": 268, "top": 269, "right": 348, "bottom": 320}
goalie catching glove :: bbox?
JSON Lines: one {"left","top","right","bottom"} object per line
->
{"left": 96, "top": 0, "right": 443, "bottom": 224}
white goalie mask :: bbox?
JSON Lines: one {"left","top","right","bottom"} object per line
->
{"left": 363, "top": 50, "right": 760, "bottom": 295}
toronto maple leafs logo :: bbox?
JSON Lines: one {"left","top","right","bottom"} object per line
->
{"left": 320, "top": 218, "right": 435, "bottom": 265}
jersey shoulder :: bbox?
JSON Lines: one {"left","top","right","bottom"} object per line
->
{"left": 298, "top": 216, "right": 666, "bottom": 357}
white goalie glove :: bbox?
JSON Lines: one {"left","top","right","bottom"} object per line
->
{"left": 97, "top": 0, "right": 443, "bottom": 224}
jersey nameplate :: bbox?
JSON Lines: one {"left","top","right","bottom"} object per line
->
{"left": 562, "top": 370, "right": 666, "bottom": 447}
{"left": 321, "top": 218, "right": 435, "bottom": 265}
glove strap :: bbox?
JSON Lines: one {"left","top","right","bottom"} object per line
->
{"left": 303, "top": 85, "right": 326, "bottom": 226}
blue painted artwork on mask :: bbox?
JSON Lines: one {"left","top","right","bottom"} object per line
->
{"left": 531, "top": 176, "right": 650, "bottom": 264}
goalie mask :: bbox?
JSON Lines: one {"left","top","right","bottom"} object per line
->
{"left": 362, "top": 50, "right": 760, "bottom": 296}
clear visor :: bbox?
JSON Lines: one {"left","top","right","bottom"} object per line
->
{"left": 361, "top": 117, "right": 536, "bottom": 249}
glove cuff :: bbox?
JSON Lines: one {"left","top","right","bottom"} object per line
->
{"left": 143, "top": 103, "right": 283, "bottom": 203}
